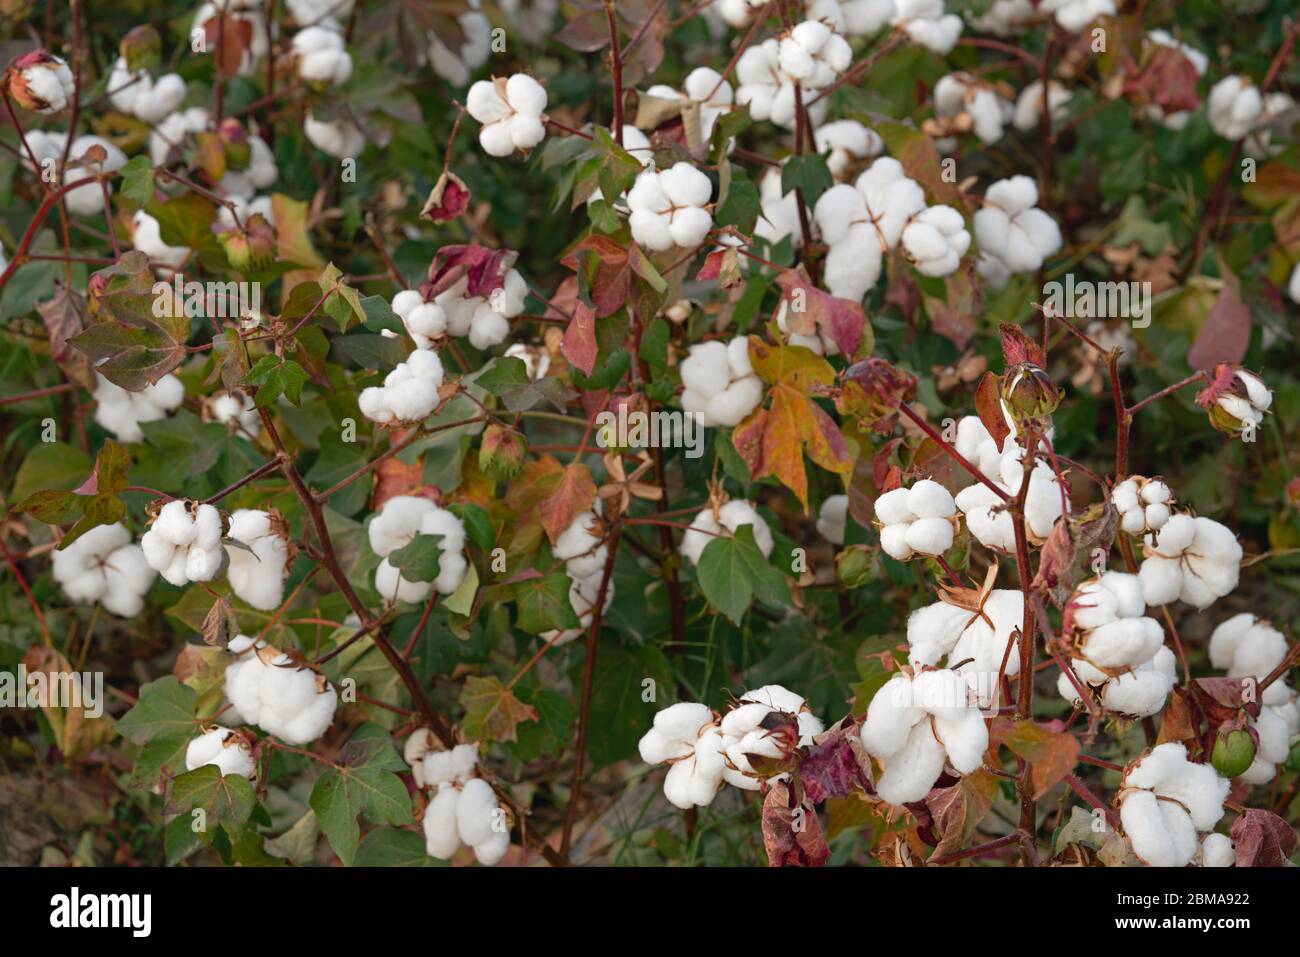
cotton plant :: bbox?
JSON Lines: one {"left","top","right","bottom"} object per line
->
{"left": 860, "top": 667, "right": 990, "bottom": 804}
{"left": 223, "top": 634, "right": 339, "bottom": 745}
{"left": 407, "top": 738, "right": 511, "bottom": 866}
{"left": 645, "top": 67, "right": 734, "bottom": 143}
{"left": 1209, "top": 614, "right": 1299, "bottom": 785}
{"left": 678, "top": 336, "right": 763, "bottom": 428}
{"left": 542, "top": 509, "right": 614, "bottom": 646}
{"left": 185, "top": 726, "right": 257, "bottom": 779}
{"left": 1137, "top": 513, "right": 1242, "bottom": 610}
{"left": 680, "top": 499, "right": 774, "bottom": 566}
{"left": 627, "top": 162, "right": 715, "bottom": 252}
{"left": 1112, "top": 476, "right": 1174, "bottom": 535}
{"left": 357, "top": 348, "right": 446, "bottom": 425}
{"left": 466, "top": 74, "right": 548, "bottom": 157}
{"left": 140, "top": 499, "right": 225, "bottom": 587}
{"left": 224, "top": 510, "right": 291, "bottom": 611}
{"left": 1196, "top": 365, "right": 1273, "bottom": 439}
{"left": 92, "top": 372, "right": 185, "bottom": 442}
{"left": 974, "top": 175, "right": 1062, "bottom": 289}
{"left": 291, "top": 24, "right": 353, "bottom": 88}
{"left": 1118, "top": 743, "right": 1229, "bottom": 868}
{"left": 872, "top": 479, "right": 958, "bottom": 561}
{"left": 51, "top": 523, "right": 156, "bottom": 618}
{"left": 891, "top": 0, "right": 964, "bottom": 55}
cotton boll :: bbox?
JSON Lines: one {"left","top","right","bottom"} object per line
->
{"left": 423, "top": 785, "right": 463, "bottom": 859}
{"left": 1040, "top": 0, "right": 1115, "bottom": 32}
{"left": 813, "top": 119, "right": 883, "bottom": 179}
{"left": 822, "top": 225, "right": 883, "bottom": 301}
{"left": 817, "top": 495, "right": 849, "bottom": 544}
{"left": 473, "top": 827, "right": 511, "bottom": 866}
{"left": 861, "top": 674, "right": 923, "bottom": 758}
{"left": 1208, "top": 613, "right": 1287, "bottom": 682}
{"left": 467, "top": 74, "right": 549, "bottom": 156}
{"left": 1121, "top": 789, "right": 1197, "bottom": 867}
{"left": 902, "top": 205, "right": 970, "bottom": 277}
{"left": 1288, "top": 263, "right": 1300, "bottom": 305}
{"left": 893, "top": 1, "right": 963, "bottom": 54}
{"left": 717, "top": 500, "right": 774, "bottom": 556}
{"left": 1140, "top": 515, "right": 1242, "bottom": 609}
{"left": 427, "top": 6, "right": 491, "bottom": 86}
{"left": 975, "top": 176, "right": 1062, "bottom": 280}
{"left": 130, "top": 210, "right": 191, "bottom": 272}
{"left": 225, "top": 509, "right": 290, "bottom": 611}
{"left": 293, "top": 25, "right": 353, "bottom": 87}
{"left": 186, "top": 726, "right": 257, "bottom": 779}
{"left": 358, "top": 348, "right": 445, "bottom": 425}
{"left": 875, "top": 716, "right": 949, "bottom": 804}
{"left": 303, "top": 111, "right": 366, "bottom": 158}
{"left": 1120, "top": 744, "right": 1228, "bottom": 866}
{"left": 1208, "top": 75, "right": 1263, "bottom": 140}
{"left": 628, "top": 163, "right": 714, "bottom": 251}
{"left": 456, "top": 777, "right": 501, "bottom": 847}
{"left": 140, "top": 500, "right": 225, "bottom": 587}
{"left": 679, "top": 337, "right": 762, "bottom": 427}
{"left": 1200, "top": 832, "right": 1235, "bottom": 868}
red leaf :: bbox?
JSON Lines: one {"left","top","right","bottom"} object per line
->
{"left": 538, "top": 463, "right": 598, "bottom": 545}
{"left": 775, "top": 268, "right": 866, "bottom": 357}
{"left": 1230, "top": 808, "right": 1297, "bottom": 867}
{"left": 562, "top": 302, "right": 599, "bottom": 376}
{"left": 1123, "top": 44, "right": 1201, "bottom": 115}
{"left": 761, "top": 781, "right": 830, "bottom": 867}
{"left": 422, "top": 244, "right": 515, "bottom": 299}
{"left": 798, "top": 729, "right": 870, "bottom": 805}
{"left": 1187, "top": 280, "right": 1251, "bottom": 370}
{"left": 998, "top": 322, "right": 1045, "bottom": 368}
{"left": 974, "top": 371, "right": 1010, "bottom": 450}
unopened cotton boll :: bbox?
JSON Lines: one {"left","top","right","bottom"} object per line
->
{"left": 627, "top": 162, "right": 714, "bottom": 252}
{"left": 466, "top": 74, "right": 548, "bottom": 157}
{"left": 1112, "top": 476, "right": 1174, "bottom": 535}
{"left": 860, "top": 669, "right": 989, "bottom": 804}
{"left": 292, "top": 25, "right": 353, "bottom": 87}
{"left": 1013, "top": 80, "right": 1073, "bottom": 132}
{"left": 1039, "top": 0, "right": 1115, "bottom": 32}
{"left": 817, "top": 495, "right": 849, "bottom": 545}
{"left": 1139, "top": 514, "right": 1242, "bottom": 610}
{"left": 185, "top": 726, "right": 256, "bottom": 779}
{"left": 1205, "top": 367, "right": 1273, "bottom": 437}
{"left": 107, "top": 58, "right": 187, "bottom": 124}
{"left": 427, "top": 4, "right": 491, "bottom": 86}
{"left": 892, "top": 0, "right": 963, "bottom": 54}
{"left": 92, "top": 372, "right": 184, "bottom": 443}
{"left": 303, "top": 111, "right": 365, "bottom": 158}
{"left": 358, "top": 348, "right": 445, "bottom": 426}
{"left": 131, "top": 210, "right": 190, "bottom": 271}
{"left": 51, "top": 522, "right": 156, "bottom": 617}
{"left": 224, "top": 509, "right": 290, "bottom": 611}
{"left": 680, "top": 500, "right": 773, "bottom": 567}
{"left": 974, "top": 175, "right": 1062, "bottom": 286}
{"left": 218, "top": 136, "right": 279, "bottom": 201}
{"left": 813, "top": 119, "right": 883, "bottom": 179}
{"left": 873, "top": 479, "right": 957, "bottom": 561}
{"left": 1208, "top": 75, "right": 1263, "bottom": 140}
{"left": 901, "top": 205, "right": 970, "bottom": 277}
{"left": 1119, "top": 743, "right": 1229, "bottom": 867}
{"left": 140, "top": 499, "right": 225, "bottom": 587}
{"left": 679, "top": 336, "right": 763, "bottom": 427}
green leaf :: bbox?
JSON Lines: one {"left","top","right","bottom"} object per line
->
{"left": 716, "top": 165, "right": 760, "bottom": 234}
{"left": 116, "top": 676, "right": 198, "bottom": 786}
{"left": 447, "top": 503, "right": 494, "bottom": 551}
{"left": 355, "top": 827, "right": 440, "bottom": 866}
{"left": 118, "top": 155, "right": 155, "bottom": 205}
{"left": 17, "top": 489, "right": 80, "bottom": 525}
{"left": 389, "top": 532, "right": 445, "bottom": 583}
{"left": 460, "top": 674, "right": 539, "bottom": 743}
{"left": 696, "top": 523, "right": 789, "bottom": 624}
{"left": 243, "top": 354, "right": 309, "bottom": 407}
{"left": 475, "top": 356, "right": 531, "bottom": 396}
{"left": 512, "top": 572, "right": 582, "bottom": 634}
{"left": 309, "top": 729, "right": 412, "bottom": 866}
{"left": 780, "top": 154, "right": 833, "bottom": 207}
{"left": 166, "top": 765, "right": 257, "bottom": 828}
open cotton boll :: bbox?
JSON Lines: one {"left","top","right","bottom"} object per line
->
{"left": 968, "top": 0, "right": 1034, "bottom": 35}
{"left": 368, "top": 497, "right": 469, "bottom": 601}
{"left": 755, "top": 167, "right": 803, "bottom": 247}
{"left": 92, "top": 372, "right": 184, "bottom": 443}
{"left": 639, "top": 702, "right": 715, "bottom": 764}
{"left": 1207, "top": 76, "right": 1263, "bottom": 140}
{"left": 1289, "top": 263, "right": 1300, "bottom": 305}
{"left": 1013, "top": 80, "right": 1073, "bottom": 132}
{"left": 1138, "top": 514, "right": 1242, "bottom": 610}
{"left": 813, "top": 119, "right": 883, "bottom": 179}
{"left": 817, "top": 495, "right": 849, "bottom": 545}
{"left": 1199, "top": 832, "right": 1236, "bottom": 868}
{"left": 901, "top": 205, "right": 970, "bottom": 277}
{"left": 1240, "top": 699, "right": 1300, "bottom": 785}
{"left": 368, "top": 495, "right": 437, "bottom": 557}
{"left": 892, "top": 0, "right": 963, "bottom": 54}
{"left": 504, "top": 343, "right": 551, "bottom": 380}
{"left": 679, "top": 500, "right": 773, "bottom": 566}
{"left": 292, "top": 25, "right": 353, "bottom": 87}
{"left": 646, "top": 67, "right": 734, "bottom": 143}
{"left": 955, "top": 451, "right": 1066, "bottom": 551}
{"left": 933, "top": 74, "right": 1012, "bottom": 146}
{"left": 185, "top": 726, "right": 256, "bottom": 779}
{"left": 718, "top": 0, "right": 768, "bottom": 26}
{"left": 1208, "top": 613, "right": 1289, "bottom": 701}
{"left": 873, "top": 479, "right": 957, "bottom": 561}
{"left": 140, "top": 500, "right": 224, "bottom": 587}
{"left": 421, "top": 742, "right": 481, "bottom": 787}
{"left": 734, "top": 39, "right": 827, "bottom": 130}
{"left": 222, "top": 635, "right": 338, "bottom": 744}
{"left": 627, "top": 162, "right": 714, "bottom": 251}
{"left": 148, "top": 106, "right": 210, "bottom": 166}
{"left": 427, "top": 3, "right": 491, "bottom": 86}
{"left": 456, "top": 777, "right": 502, "bottom": 848}
{"left": 467, "top": 74, "right": 548, "bottom": 157}
{"left": 303, "top": 110, "right": 365, "bottom": 158}
{"left": 218, "top": 135, "right": 278, "bottom": 201}
{"left": 392, "top": 288, "right": 447, "bottom": 349}
{"left": 358, "top": 348, "right": 445, "bottom": 425}
{"left": 225, "top": 509, "right": 290, "bottom": 611}
{"left": 855, "top": 157, "right": 927, "bottom": 248}
{"left": 51, "top": 522, "right": 156, "bottom": 617}
{"left": 423, "top": 785, "right": 463, "bottom": 858}
{"left": 131, "top": 210, "right": 191, "bottom": 271}
{"left": 10, "top": 52, "right": 75, "bottom": 113}
{"left": 974, "top": 175, "right": 1062, "bottom": 284}
{"left": 679, "top": 336, "right": 763, "bottom": 427}
{"left": 806, "top": 0, "right": 897, "bottom": 36}
{"left": 906, "top": 590, "right": 1024, "bottom": 707}
{"left": 208, "top": 389, "right": 262, "bottom": 437}
{"left": 1112, "top": 476, "right": 1173, "bottom": 535}
{"left": 1040, "top": 0, "right": 1115, "bottom": 32}
{"left": 951, "top": 415, "right": 1012, "bottom": 481}
{"left": 778, "top": 20, "right": 852, "bottom": 91}
{"left": 1120, "top": 743, "right": 1229, "bottom": 867}
{"left": 1058, "top": 646, "right": 1177, "bottom": 718}
{"left": 1064, "top": 572, "right": 1165, "bottom": 672}
{"left": 639, "top": 702, "right": 727, "bottom": 809}
{"left": 813, "top": 183, "right": 883, "bottom": 301}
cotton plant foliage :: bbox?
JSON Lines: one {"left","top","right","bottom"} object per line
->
{"left": 2, "top": 0, "right": 1298, "bottom": 873}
